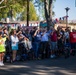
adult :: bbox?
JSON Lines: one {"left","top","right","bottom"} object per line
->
{"left": 69, "top": 29, "right": 76, "bottom": 52}
{"left": 33, "top": 28, "right": 41, "bottom": 59}
{"left": 10, "top": 29, "right": 19, "bottom": 62}
{"left": 40, "top": 28, "right": 49, "bottom": 59}
{"left": 50, "top": 28, "right": 57, "bottom": 58}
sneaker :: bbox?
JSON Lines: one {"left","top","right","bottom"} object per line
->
{"left": 1, "top": 63, "right": 4, "bottom": 66}
{"left": 11, "top": 60, "right": 16, "bottom": 63}
{"left": 0, "top": 62, "right": 4, "bottom": 66}
{"left": 37, "top": 57, "right": 41, "bottom": 60}
{"left": 50, "top": 55, "right": 54, "bottom": 58}
{"left": 53, "top": 55, "right": 56, "bottom": 57}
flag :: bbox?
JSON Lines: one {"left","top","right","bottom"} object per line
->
{"left": 55, "top": 18, "right": 59, "bottom": 22}
{"left": 64, "top": 16, "right": 69, "bottom": 19}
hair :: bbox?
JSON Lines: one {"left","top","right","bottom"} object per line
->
{"left": 3, "top": 28, "right": 7, "bottom": 31}
{"left": 10, "top": 29, "right": 16, "bottom": 35}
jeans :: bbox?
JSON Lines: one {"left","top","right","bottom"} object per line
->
{"left": 40, "top": 41, "right": 49, "bottom": 59}
{"left": 32, "top": 42, "right": 40, "bottom": 58}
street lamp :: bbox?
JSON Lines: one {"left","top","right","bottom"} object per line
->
{"left": 65, "top": 7, "right": 70, "bottom": 28}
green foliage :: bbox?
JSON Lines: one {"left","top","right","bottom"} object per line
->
{"left": 20, "top": 2, "right": 38, "bottom": 21}
{"left": 0, "top": 0, "right": 38, "bottom": 21}
{"left": 29, "top": 2, "right": 38, "bottom": 21}
{"left": 0, "top": 0, "right": 25, "bottom": 19}
{"left": 34, "top": 0, "right": 56, "bottom": 20}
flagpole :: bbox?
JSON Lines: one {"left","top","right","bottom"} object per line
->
{"left": 75, "top": 0, "right": 76, "bottom": 7}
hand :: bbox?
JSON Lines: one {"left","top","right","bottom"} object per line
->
{"left": 4, "top": 34, "right": 6, "bottom": 36}
{"left": 36, "top": 29, "right": 38, "bottom": 32}
{"left": 13, "top": 42, "right": 15, "bottom": 44}
{"left": 24, "top": 37, "right": 29, "bottom": 41}
{"left": 1, "top": 40, "right": 4, "bottom": 42}
{"left": 0, "top": 40, "right": 4, "bottom": 44}
{"left": 0, "top": 42, "right": 2, "bottom": 44}
{"left": 4, "top": 34, "right": 8, "bottom": 38}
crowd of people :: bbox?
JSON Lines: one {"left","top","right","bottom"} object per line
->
{"left": 0, "top": 25, "right": 76, "bottom": 66}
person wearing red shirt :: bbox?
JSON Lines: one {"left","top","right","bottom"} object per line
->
{"left": 69, "top": 29, "right": 76, "bottom": 50}
{"left": 50, "top": 28, "right": 57, "bottom": 58}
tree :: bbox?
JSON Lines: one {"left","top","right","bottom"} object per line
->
{"left": 44, "top": 0, "right": 53, "bottom": 30}
{"left": 34, "top": 0, "right": 55, "bottom": 30}
{"left": 0, "top": 0, "right": 38, "bottom": 21}
{"left": 20, "top": 2, "right": 38, "bottom": 21}
{"left": 0, "top": 0, "right": 4, "bottom": 4}
{"left": 29, "top": 2, "right": 38, "bottom": 21}
{"left": 0, "top": 0, "right": 26, "bottom": 20}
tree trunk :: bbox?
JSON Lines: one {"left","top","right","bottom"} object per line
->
{"left": 27, "top": 0, "right": 29, "bottom": 26}
{"left": 44, "top": 0, "right": 53, "bottom": 30}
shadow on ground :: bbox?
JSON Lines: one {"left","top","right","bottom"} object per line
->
{"left": 0, "top": 56, "right": 76, "bottom": 75}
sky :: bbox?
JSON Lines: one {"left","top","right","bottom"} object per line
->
{"left": 53, "top": 0, "right": 76, "bottom": 20}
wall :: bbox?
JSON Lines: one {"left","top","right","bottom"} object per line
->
{"left": 55, "top": 24, "right": 76, "bottom": 31}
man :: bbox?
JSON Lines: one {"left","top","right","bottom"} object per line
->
{"left": 69, "top": 29, "right": 76, "bottom": 55}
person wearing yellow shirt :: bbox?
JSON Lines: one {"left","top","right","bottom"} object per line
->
{"left": 0, "top": 32, "right": 6, "bottom": 66}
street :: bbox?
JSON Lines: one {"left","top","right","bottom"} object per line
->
{"left": 0, "top": 56, "right": 76, "bottom": 75}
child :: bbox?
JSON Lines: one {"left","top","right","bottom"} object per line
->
{"left": 0, "top": 32, "right": 6, "bottom": 66}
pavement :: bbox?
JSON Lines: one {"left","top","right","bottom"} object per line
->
{"left": 0, "top": 55, "right": 76, "bottom": 75}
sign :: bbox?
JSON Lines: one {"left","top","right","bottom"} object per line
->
{"left": 40, "top": 22, "right": 47, "bottom": 27}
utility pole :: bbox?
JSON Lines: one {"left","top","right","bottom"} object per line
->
{"left": 27, "top": 0, "right": 29, "bottom": 26}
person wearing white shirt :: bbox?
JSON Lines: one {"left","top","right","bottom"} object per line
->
{"left": 64, "top": 29, "right": 69, "bottom": 44}
{"left": 40, "top": 29, "right": 49, "bottom": 59}
{"left": 10, "top": 29, "right": 19, "bottom": 62}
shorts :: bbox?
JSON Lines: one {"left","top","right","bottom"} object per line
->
{"left": 51, "top": 41, "right": 57, "bottom": 50}
{"left": 70, "top": 43, "right": 76, "bottom": 49}
{"left": 12, "top": 45, "right": 18, "bottom": 50}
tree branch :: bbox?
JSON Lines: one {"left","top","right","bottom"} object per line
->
{"left": 0, "top": 6, "right": 6, "bottom": 9}
{"left": 0, "top": 0, "right": 4, "bottom": 4}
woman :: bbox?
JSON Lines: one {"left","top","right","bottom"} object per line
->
{"left": 57, "top": 29, "right": 64, "bottom": 56}
{"left": 40, "top": 28, "right": 49, "bottom": 59}
{"left": 50, "top": 28, "right": 57, "bottom": 58}
{"left": 0, "top": 32, "right": 6, "bottom": 66}
{"left": 32, "top": 28, "right": 41, "bottom": 59}
{"left": 10, "top": 29, "right": 19, "bottom": 62}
